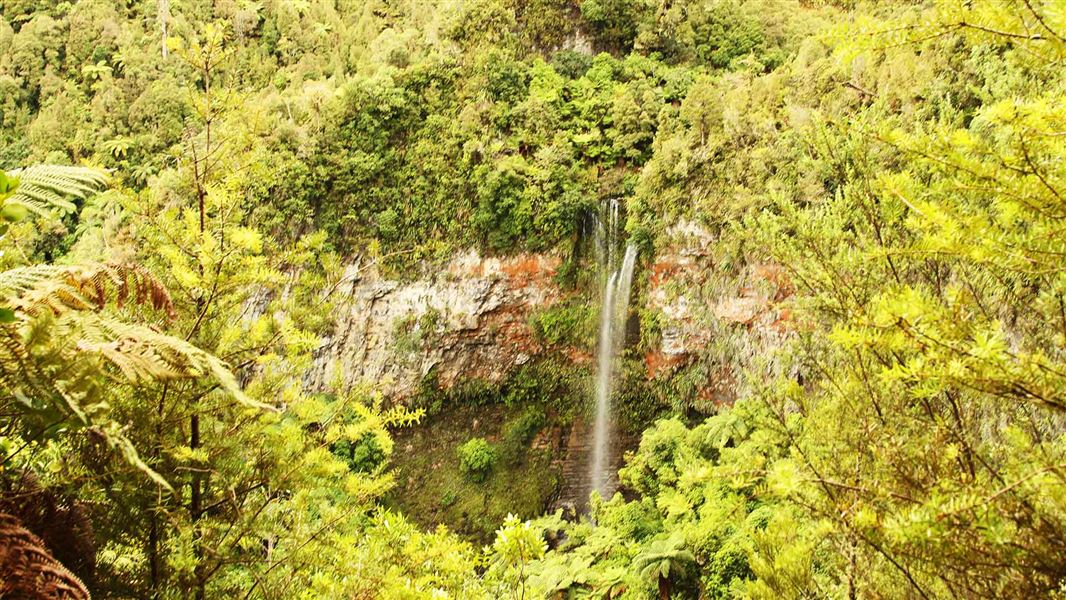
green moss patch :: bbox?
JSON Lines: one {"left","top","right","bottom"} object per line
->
{"left": 384, "top": 402, "right": 564, "bottom": 542}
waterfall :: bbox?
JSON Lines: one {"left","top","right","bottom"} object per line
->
{"left": 589, "top": 199, "right": 637, "bottom": 499}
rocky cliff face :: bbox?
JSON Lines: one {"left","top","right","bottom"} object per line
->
{"left": 644, "top": 221, "right": 793, "bottom": 409}
{"left": 305, "top": 250, "right": 564, "bottom": 398}
{"left": 307, "top": 223, "right": 792, "bottom": 404}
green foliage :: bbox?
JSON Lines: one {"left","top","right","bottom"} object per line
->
{"left": 386, "top": 399, "right": 565, "bottom": 542}
{"left": 3, "top": 0, "right": 1066, "bottom": 598}
{"left": 502, "top": 406, "right": 546, "bottom": 448}
{"left": 593, "top": 494, "right": 663, "bottom": 542}
{"left": 615, "top": 355, "right": 666, "bottom": 432}
{"left": 458, "top": 437, "right": 498, "bottom": 483}
{"left": 591, "top": 2, "right": 1066, "bottom": 598}
{"left": 517, "top": 0, "right": 578, "bottom": 51}
{"left": 633, "top": 536, "right": 696, "bottom": 599}
{"left": 580, "top": 0, "right": 652, "bottom": 52}
{"left": 488, "top": 513, "right": 548, "bottom": 599}
{"left": 0, "top": 167, "right": 258, "bottom": 493}
{"left": 392, "top": 311, "right": 441, "bottom": 358}
{"left": 416, "top": 358, "right": 586, "bottom": 418}
{"left": 0, "top": 0, "right": 815, "bottom": 274}
{"left": 1, "top": 165, "right": 108, "bottom": 219}
{"left": 332, "top": 431, "right": 387, "bottom": 474}
{"left": 0, "top": 25, "right": 491, "bottom": 599}
{"left": 529, "top": 299, "right": 595, "bottom": 347}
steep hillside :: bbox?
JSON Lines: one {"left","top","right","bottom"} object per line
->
{"left": 0, "top": 0, "right": 1064, "bottom": 598}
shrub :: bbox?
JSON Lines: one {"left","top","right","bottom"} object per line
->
{"left": 332, "top": 432, "right": 387, "bottom": 474}
{"left": 504, "top": 407, "right": 547, "bottom": 448}
{"left": 457, "top": 437, "right": 498, "bottom": 482}
{"left": 529, "top": 301, "right": 594, "bottom": 348}
{"left": 376, "top": 207, "right": 400, "bottom": 240}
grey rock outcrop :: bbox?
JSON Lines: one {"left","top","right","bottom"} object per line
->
{"left": 305, "top": 250, "right": 563, "bottom": 398}
{"left": 305, "top": 221, "right": 794, "bottom": 408}
{"left": 645, "top": 220, "right": 793, "bottom": 408}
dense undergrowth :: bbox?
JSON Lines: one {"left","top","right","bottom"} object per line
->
{"left": 1, "top": 0, "right": 1065, "bottom": 598}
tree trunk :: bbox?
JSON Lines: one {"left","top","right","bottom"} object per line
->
{"left": 191, "top": 412, "right": 205, "bottom": 600}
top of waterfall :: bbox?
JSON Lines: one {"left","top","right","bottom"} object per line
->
{"left": 596, "top": 198, "right": 630, "bottom": 272}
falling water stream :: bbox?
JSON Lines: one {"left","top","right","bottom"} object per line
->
{"left": 589, "top": 199, "right": 637, "bottom": 499}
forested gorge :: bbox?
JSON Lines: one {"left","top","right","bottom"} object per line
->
{"left": 0, "top": 0, "right": 1064, "bottom": 598}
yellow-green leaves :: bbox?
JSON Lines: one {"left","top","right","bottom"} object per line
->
{"left": 0, "top": 203, "right": 27, "bottom": 223}
{"left": 229, "top": 226, "right": 263, "bottom": 253}
{"left": 0, "top": 171, "right": 18, "bottom": 197}
{"left": 766, "top": 459, "right": 803, "bottom": 499}
{"left": 969, "top": 328, "right": 1007, "bottom": 361}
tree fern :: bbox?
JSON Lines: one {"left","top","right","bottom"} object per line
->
{"left": 633, "top": 537, "right": 695, "bottom": 600}
{"left": 0, "top": 270, "right": 265, "bottom": 488}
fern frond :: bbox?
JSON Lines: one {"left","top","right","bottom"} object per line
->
{"left": 0, "top": 262, "right": 254, "bottom": 408}
{"left": 0, "top": 263, "right": 175, "bottom": 318}
{"left": 0, "top": 512, "right": 90, "bottom": 600}
{"left": 5, "top": 165, "right": 108, "bottom": 217}
{"left": 0, "top": 324, "right": 90, "bottom": 425}
{"left": 0, "top": 259, "right": 265, "bottom": 489}
{"left": 97, "top": 423, "right": 173, "bottom": 491}
{"left": 74, "top": 313, "right": 266, "bottom": 409}
{"left": 378, "top": 405, "right": 424, "bottom": 428}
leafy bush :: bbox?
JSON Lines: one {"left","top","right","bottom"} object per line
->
{"left": 503, "top": 407, "right": 547, "bottom": 448}
{"left": 551, "top": 50, "right": 592, "bottom": 79}
{"left": 376, "top": 208, "right": 400, "bottom": 240}
{"left": 457, "top": 437, "right": 498, "bottom": 482}
{"left": 529, "top": 301, "right": 594, "bottom": 347}
{"left": 618, "top": 418, "right": 689, "bottom": 495}
{"left": 593, "top": 495, "right": 663, "bottom": 542}
{"left": 332, "top": 432, "right": 387, "bottom": 474}
{"left": 579, "top": 0, "right": 651, "bottom": 52}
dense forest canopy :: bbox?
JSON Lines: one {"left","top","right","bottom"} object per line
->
{"left": 0, "top": 0, "right": 1064, "bottom": 598}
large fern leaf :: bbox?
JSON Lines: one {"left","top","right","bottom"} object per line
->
{"left": 74, "top": 313, "right": 262, "bottom": 409}
{"left": 0, "top": 262, "right": 175, "bottom": 317}
{"left": 0, "top": 512, "right": 90, "bottom": 600}
{"left": 5, "top": 165, "right": 108, "bottom": 217}
{"left": 0, "top": 262, "right": 260, "bottom": 409}
{"left": 0, "top": 261, "right": 265, "bottom": 490}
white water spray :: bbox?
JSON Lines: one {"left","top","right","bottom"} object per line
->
{"left": 589, "top": 199, "right": 637, "bottom": 499}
